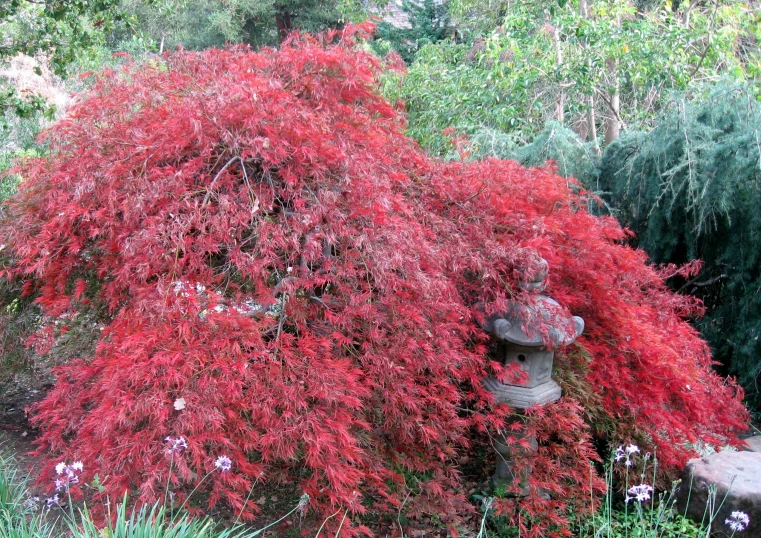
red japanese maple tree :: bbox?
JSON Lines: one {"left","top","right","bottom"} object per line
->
{"left": 0, "top": 25, "right": 748, "bottom": 537}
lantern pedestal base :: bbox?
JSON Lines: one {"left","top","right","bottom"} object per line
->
{"left": 492, "top": 417, "right": 538, "bottom": 495}
{"left": 484, "top": 378, "right": 562, "bottom": 409}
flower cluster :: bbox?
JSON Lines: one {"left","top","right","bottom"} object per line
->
{"left": 166, "top": 436, "right": 231, "bottom": 475}
{"left": 614, "top": 444, "right": 640, "bottom": 467}
{"left": 54, "top": 461, "right": 83, "bottom": 492}
{"left": 725, "top": 511, "right": 750, "bottom": 533}
{"left": 625, "top": 483, "right": 653, "bottom": 503}
{"left": 165, "top": 436, "right": 188, "bottom": 455}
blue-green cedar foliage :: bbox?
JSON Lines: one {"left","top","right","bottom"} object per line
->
{"left": 599, "top": 84, "right": 761, "bottom": 410}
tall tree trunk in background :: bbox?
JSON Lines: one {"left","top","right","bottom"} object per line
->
{"left": 588, "top": 93, "right": 600, "bottom": 154}
{"left": 604, "top": 57, "right": 620, "bottom": 145}
{"left": 579, "top": 0, "right": 589, "bottom": 18}
{"left": 552, "top": 25, "right": 565, "bottom": 123}
{"left": 579, "top": 0, "right": 599, "bottom": 152}
{"left": 276, "top": 9, "right": 292, "bottom": 42}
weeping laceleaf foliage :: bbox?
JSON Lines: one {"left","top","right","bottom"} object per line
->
{"left": 0, "top": 25, "right": 747, "bottom": 537}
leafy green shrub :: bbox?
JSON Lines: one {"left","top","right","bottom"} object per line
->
{"left": 576, "top": 509, "right": 704, "bottom": 538}
{"left": 469, "top": 122, "right": 600, "bottom": 187}
{"left": 0, "top": 148, "right": 40, "bottom": 202}
{"left": 106, "top": 0, "right": 351, "bottom": 52}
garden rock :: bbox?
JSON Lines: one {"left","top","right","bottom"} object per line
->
{"left": 743, "top": 435, "right": 761, "bottom": 452}
{"left": 675, "top": 450, "right": 761, "bottom": 536}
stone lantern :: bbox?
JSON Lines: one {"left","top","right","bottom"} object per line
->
{"left": 481, "top": 256, "right": 584, "bottom": 489}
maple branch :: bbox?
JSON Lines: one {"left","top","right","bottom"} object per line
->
{"left": 462, "top": 182, "right": 487, "bottom": 203}
{"left": 449, "top": 182, "right": 487, "bottom": 209}
{"left": 302, "top": 294, "right": 335, "bottom": 311}
{"left": 678, "top": 273, "right": 727, "bottom": 293}
{"left": 323, "top": 238, "right": 332, "bottom": 259}
{"left": 201, "top": 156, "right": 239, "bottom": 208}
{"left": 299, "top": 227, "right": 328, "bottom": 272}
{"left": 687, "top": 0, "right": 719, "bottom": 81}
{"left": 594, "top": 87, "right": 625, "bottom": 127}
{"left": 238, "top": 156, "right": 259, "bottom": 213}
{"left": 243, "top": 277, "right": 297, "bottom": 317}
{"left": 397, "top": 491, "right": 412, "bottom": 537}
{"left": 272, "top": 308, "right": 288, "bottom": 362}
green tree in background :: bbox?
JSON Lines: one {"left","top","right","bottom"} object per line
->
{"left": 599, "top": 84, "right": 761, "bottom": 412}
{"left": 1, "top": 0, "right": 126, "bottom": 118}
{"left": 110, "top": 0, "right": 355, "bottom": 52}
{"left": 387, "top": 0, "right": 761, "bottom": 158}
{"left": 373, "top": 0, "right": 452, "bottom": 63}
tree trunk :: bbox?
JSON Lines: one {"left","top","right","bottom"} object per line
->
{"left": 588, "top": 94, "right": 600, "bottom": 154}
{"left": 276, "top": 10, "right": 292, "bottom": 42}
{"left": 604, "top": 58, "right": 620, "bottom": 145}
{"left": 552, "top": 26, "right": 564, "bottom": 123}
{"left": 579, "top": 0, "right": 589, "bottom": 18}
{"left": 576, "top": 113, "right": 588, "bottom": 141}
{"left": 578, "top": 0, "right": 599, "bottom": 152}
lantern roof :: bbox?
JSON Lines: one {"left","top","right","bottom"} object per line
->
{"left": 482, "top": 295, "right": 584, "bottom": 348}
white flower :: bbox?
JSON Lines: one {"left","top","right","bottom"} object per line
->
{"left": 725, "top": 511, "right": 750, "bottom": 533}
{"left": 173, "top": 398, "right": 186, "bottom": 411}
{"left": 165, "top": 436, "right": 188, "bottom": 455}
{"left": 54, "top": 461, "right": 83, "bottom": 491}
{"left": 615, "top": 444, "right": 642, "bottom": 467}
{"left": 215, "top": 455, "right": 232, "bottom": 472}
{"left": 625, "top": 483, "right": 653, "bottom": 503}
{"left": 45, "top": 495, "right": 60, "bottom": 507}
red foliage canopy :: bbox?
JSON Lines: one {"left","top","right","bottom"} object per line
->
{"left": 0, "top": 25, "right": 747, "bottom": 536}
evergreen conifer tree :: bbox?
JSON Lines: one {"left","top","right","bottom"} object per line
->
{"left": 373, "top": 0, "right": 452, "bottom": 63}
{"left": 599, "top": 84, "right": 761, "bottom": 411}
